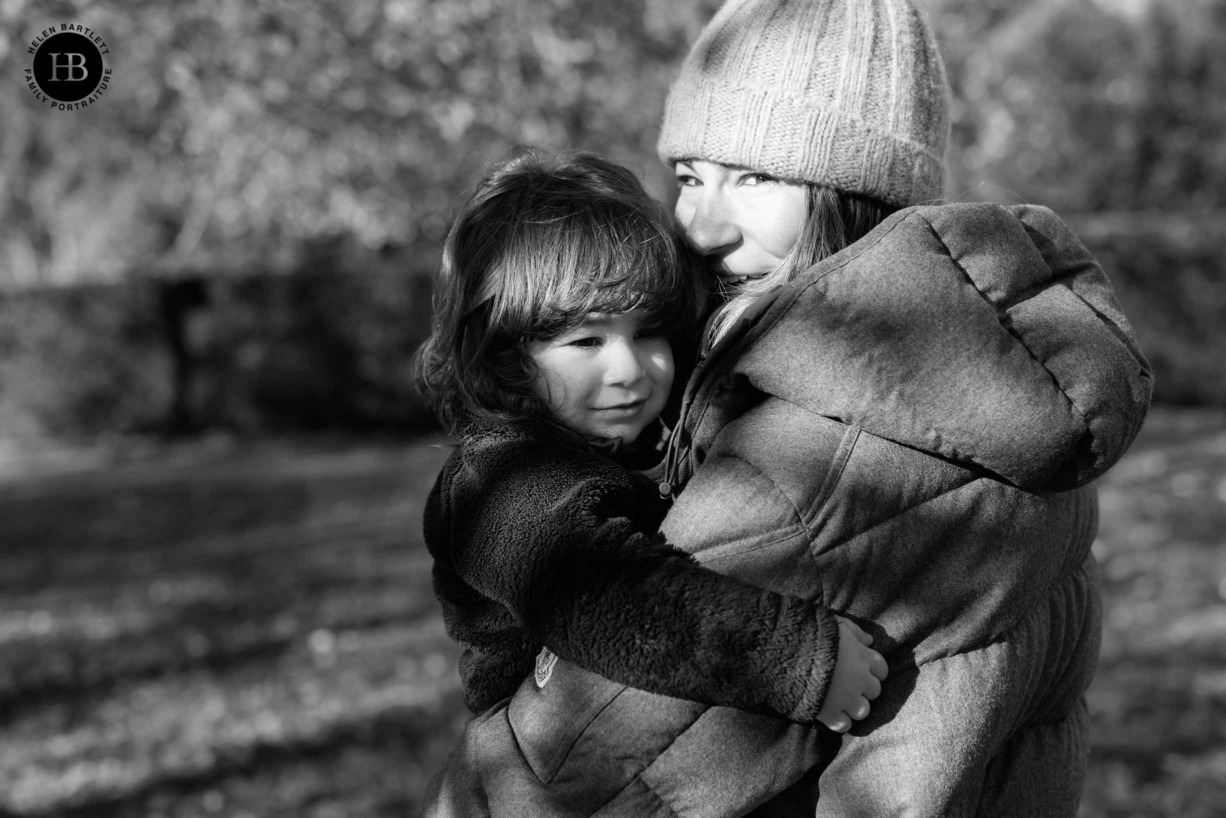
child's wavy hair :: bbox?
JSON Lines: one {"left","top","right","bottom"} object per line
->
{"left": 413, "top": 147, "right": 710, "bottom": 435}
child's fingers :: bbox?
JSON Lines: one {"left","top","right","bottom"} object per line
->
{"left": 849, "top": 696, "right": 872, "bottom": 721}
{"left": 869, "top": 651, "right": 889, "bottom": 681}
{"left": 822, "top": 714, "right": 852, "bottom": 733}
{"left": 863, "top": 673, "right": 883, "bottom": 702}
{"left": 837, "top": 617, "right": 873, "bottom": 646}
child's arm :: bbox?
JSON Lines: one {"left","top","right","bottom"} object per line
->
{"left": 438, "top": 440, "right": 883, "bottom": 726}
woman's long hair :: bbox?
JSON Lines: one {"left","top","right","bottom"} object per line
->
{"left": 704, "top": 185, "right": 897, "bottom": 349}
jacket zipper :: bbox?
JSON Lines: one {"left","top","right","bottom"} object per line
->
{"left": 659, "top": 285, "right": 783, "bottom": 499}
{"left": 659, "top": 368, "right": 702, "bottom": 499}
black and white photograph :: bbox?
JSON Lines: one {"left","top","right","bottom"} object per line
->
{"left": 1, "top": 1, "right": 1223, "bottom": 816}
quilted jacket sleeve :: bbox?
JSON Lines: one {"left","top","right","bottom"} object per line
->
{"left": 736, "top": 203, "right": 1152, "bottom": 491}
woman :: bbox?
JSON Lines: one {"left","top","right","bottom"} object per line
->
{"left": 426, "top": 0, "right": 1153, "bottom": 815}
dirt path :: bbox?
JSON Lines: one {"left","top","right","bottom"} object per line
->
{"left": 0, "top": 434, "right": 465, "bottom": 817}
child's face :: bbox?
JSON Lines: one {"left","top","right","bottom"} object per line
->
{"left": 527, "top": 309, "right": 674, "bottom": 444}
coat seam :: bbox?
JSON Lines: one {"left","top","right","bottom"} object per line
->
{"left": 917, "top": 213, "right": 1093, "bottom": 444}
{"left": 720, "top": 453, "right": 810, "bottom": 547}
{"left": 799, "top": 421, "right": 859, "bottom": 538}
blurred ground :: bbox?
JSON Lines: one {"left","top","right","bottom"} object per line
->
{"left": 0, "top": 435, "right": 463, "bottom": 818}
{"left": 0, "top": 409, "right": 1223, "bottom": 817}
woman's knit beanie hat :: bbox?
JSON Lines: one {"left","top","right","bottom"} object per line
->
{"left": 658, "top": 0, "right": 951, "bottom": 209}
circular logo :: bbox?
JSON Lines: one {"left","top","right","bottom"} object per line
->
{"left": 31, "top": 32, "right": 104, "bottom": 102}
{"left": 23, "top": 25, "right": 112, "bottom": 110}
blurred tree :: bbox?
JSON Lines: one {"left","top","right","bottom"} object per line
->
{"left": 928, "top": 0, "right": 1226, "bottom": 211}
{"left": 1, "top": 0, "right": 722, "bottom": 287}
{"left": 4, "top": 0, "right": 1223, "bottom": 286}
{"left": 2, "top": 0, "right": 1224, "bottom": 435}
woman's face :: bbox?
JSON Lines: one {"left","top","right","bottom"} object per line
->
{"left": 672, "top": 160, "right": 807, "bottom": 284}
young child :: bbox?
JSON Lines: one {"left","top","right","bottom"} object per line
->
{"left": 414, "top": 148, "right": 887, "bottom": 813}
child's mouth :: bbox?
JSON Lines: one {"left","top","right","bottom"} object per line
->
{"left": 595, "top": 399, "right": 646, "bottom": 416}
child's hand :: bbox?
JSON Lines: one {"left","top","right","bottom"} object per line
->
{"left": 817, "top": 617, "right": 889, "bottom": 733}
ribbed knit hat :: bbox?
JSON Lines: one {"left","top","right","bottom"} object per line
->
{"left": 658, "top": 0, "right": 951, "bottom": 208}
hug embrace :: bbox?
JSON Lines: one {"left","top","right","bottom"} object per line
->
{"left": 413, "top": 0, "right": 1154, "bottom": 815}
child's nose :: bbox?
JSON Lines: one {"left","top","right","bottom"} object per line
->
{"left": 604, "top": 341, "right": 647, "bottom": 386}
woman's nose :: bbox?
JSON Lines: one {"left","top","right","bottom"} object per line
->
{"left": 680, "top": 192, "right": 740, "bottom": 257}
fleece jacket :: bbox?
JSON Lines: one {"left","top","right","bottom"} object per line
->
{"left": 423, "top": 418, "right": 841, "bottom": 722}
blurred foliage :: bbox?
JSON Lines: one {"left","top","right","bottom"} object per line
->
{"left": 1083, "top": 408, "right": 1226, "bottom": 817}
{"left": 934, "top": 0, "right": 1226, "bottom": 212}
{"left": 1075, "top": 213, "right": 1226, "bottom": 407}
{"left": 0, "top": 256, "right": 436, "bottom": 439}
{"left": 3, "top": 0, "right": 1224, "bottom": 284}
{"left": 1, "top": 0, "right": 1224, "bottom": 437}
{"left": 187, "top": 245, "right": 437, "bottom": 434}
{"left": 0, "top": 283, "right": 170, "bottom": 438}
{"left": 0, "top": 0, "right": 723, "bottom": 285}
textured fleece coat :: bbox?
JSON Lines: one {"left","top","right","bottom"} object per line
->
{"left": 423, "top": 203, "right": 1153, "bottom": 818}
{"left": 423, "top": 418, "right": 843, "bottom": 721}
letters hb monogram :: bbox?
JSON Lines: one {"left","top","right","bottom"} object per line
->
{"left": 26, "top": 26, "right": 111, "bottom": 107}
{"left": 48, "top": 53, "right": 89, "bottom": 81}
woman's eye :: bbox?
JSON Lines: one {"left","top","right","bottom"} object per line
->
{"left": 674, "top": 173, "right": 698, "bottom": 188}
{"left": 741, "top": 172, "right": 777, "bottom": 186}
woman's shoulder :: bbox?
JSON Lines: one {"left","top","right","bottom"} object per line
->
{"left": 724, "top": 200, "right": 1148, "bottom": 491}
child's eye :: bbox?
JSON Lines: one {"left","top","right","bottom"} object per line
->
{"left": 567, "top": 336, "right": 602, "bottom": 348}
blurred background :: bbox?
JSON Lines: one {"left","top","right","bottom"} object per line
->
{"left": 0, "top": 0, "right": 1222, "bottom": 815}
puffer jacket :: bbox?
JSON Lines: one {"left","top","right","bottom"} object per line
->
{"left": 423, "top": 203, "right": 1152, "bottom": 818}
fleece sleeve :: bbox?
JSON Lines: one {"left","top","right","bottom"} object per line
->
{"left": 441, "top": 442, "right": 841, "bottom": 724}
